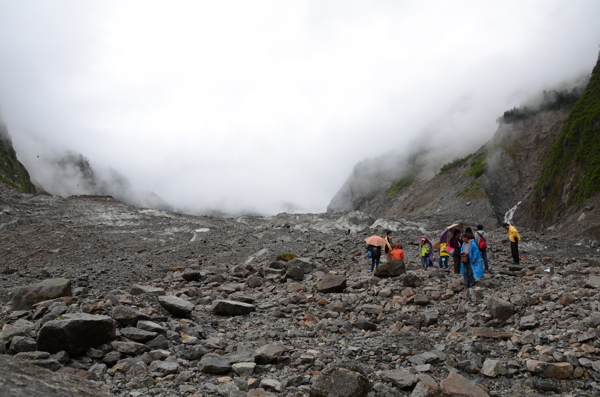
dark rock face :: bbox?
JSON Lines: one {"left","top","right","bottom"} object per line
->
{"left": 36, "top": 314, "right": 116, "bottom": 355}
{"left": 0, "top": 354, "right": 111, "bottom": 397}
{"left": 12, "top": 278, "right": 72, "bottom": 310}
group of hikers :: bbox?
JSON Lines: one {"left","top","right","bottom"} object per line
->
{"left": 366, "top": 223, "right": 521, "bottom": 288}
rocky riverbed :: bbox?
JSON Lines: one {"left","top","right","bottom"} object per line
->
{"left": 1, "top": 185, "right": 600, "bottom": 396}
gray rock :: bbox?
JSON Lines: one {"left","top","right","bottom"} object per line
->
{"left": 224, "top": 349, "right": 258, "bottom": 363}
{"left": 414, "top": 294, "right": 430, "bottom": 306}
{"left": 111, "top": 341, "right": 150, "bottom": 355}
{"left": 246, "top": 275, "right": 264, "bottom": 288}
{"left": 111, "top": 305, "right": 150, "bottom": 326}
{"left": 519, "top": 314, "right": 539, "bottom": 330}
{"left": 440, "top": 372, "right": 488, "bottom": 397}
{"left": 375, "top": 259, "right": 406, "bottom": 277}
{"left": 402, "top": 272, "right": 423, "bottom": 288}
{"left": 481, "top": 359, "right": 507, "bottom": 377}
{"left": 157, "top": 295, "right": 195, "bottom": 317}
{"left": 198, "top": 353, "right": 232, "bottom": 374}
{"left": 585, "top": 275, "right": 600, "bottom": 289}
{"left": 12, "top": 278, "right": 72, "bottom": 311}
{"left": 317, "top": 274, "right": 346, "bottom": 293}
{"left": 0, "top": 326, "right": 34, "bottom": 345}
{"left": 232, "top": 362, "right": 256, "bottom": 377}
{"left": 146, "top": 334, "right": 169, "bottom": 350}
{"left": 421, "top": 311, "right": 438, "bottom": 326}
{"left": 36, "top": 313, "right": 116, "bottom": 356}
{"left": 487, "top": 297, "right": 514, "bottom": 321}
{"left": 182, "top": 268, "right": 203, "bottom": 281}
{"left": 260, "top": 378, "right": 283, "bottom": 392}
{"left": 136, "top": 320, "right": 167, "bottom": 335}
{"left": 177, "top": 344, "right": 211, "bottom": 360}
{"left": 10, "top": 336, "right": 37, "bottom": 353}
{"left": 286, "top": 265, "right": 305, "bottom": 281}
{"left": 120, "top": 327, "right": 157, "bottom": 342}
{"left": 287, "top": 258, "right": 314, "bottom": 274}
{"left": 130, "top": 284, "right": 165, "bottom": 296}
{"left": 148, "top": 360, "right": 179, "bottom": 376}
{"left": 14, "top": 351, "right": 51, "bottom": 361}
{"left": 89, "top": 363, "right": 107, "bottom": 379}
{"left": 310, "top": 365, "right": 370, "bottom": 397}
{"left": 354, "top": 321, "right": 377, "bottom": 331}
{"left": 255, "top": 344, "right": 286, "bottom": 364}
{"left": 381, "top": 369, "right": 419, "bottom": 388}
{"left": 211, "top": 299, "right": 255, "bottom": 315}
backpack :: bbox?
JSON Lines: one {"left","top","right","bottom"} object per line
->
{"left": 478, "top": 232, "right": 487, "bottom": 250}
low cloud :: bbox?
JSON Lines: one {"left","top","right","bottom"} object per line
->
{"left": 0, "top": 1, "right": 599, "bottom": 215}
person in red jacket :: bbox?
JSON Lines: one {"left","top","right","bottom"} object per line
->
{"left": 390, "top": 243, "right": 404, "bottom": 260}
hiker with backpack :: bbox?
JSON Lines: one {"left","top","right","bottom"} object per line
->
{"left": 474, "top": 224, "right": 489, "bottom": 271}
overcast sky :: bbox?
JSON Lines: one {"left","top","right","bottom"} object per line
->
{"left": 0, "top": 1, "right": 599, "bottom": 215}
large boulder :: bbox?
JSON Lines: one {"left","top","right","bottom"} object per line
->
{"left": 12, "top": 278, "right": 72, "bottom": 311}
{"left": 0, "top": 354, "right": 111, "bottom": 397}
{"left": 486, "top": 297, "right": 514, "bottom": 321}
{"left": 286, "top": 258, "right": 314, "bottom": 274}
{"left": 157, "top": 295, "right": 194, "bottom": 317}
{"left": 374, "top": 259, "right": 405, "bottom": 277}
{"left": 317, "top": 275, "right": 346, "bottom": 293}
{"left": 310, "top": 365, "right": 370, "bottom": 397}
{"left": 36, "top": 314, "right": 116, "bottom": 356}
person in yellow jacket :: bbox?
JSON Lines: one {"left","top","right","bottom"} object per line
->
{"left": 438, "top": 242, "right": 450, "bottom": 269}
{"left": 420, "top": 238, "right": 431, "bottom": 270}
{"left": 503, "top": 222, "right": 521, "bottom": 265}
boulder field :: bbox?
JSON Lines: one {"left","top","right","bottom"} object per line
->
{"left": 1, "top": 188, "right": 599, "bottom": 396}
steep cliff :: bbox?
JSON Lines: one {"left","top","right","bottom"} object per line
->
{"left": 0, "top": 120, "right": 35, "bottom": 193}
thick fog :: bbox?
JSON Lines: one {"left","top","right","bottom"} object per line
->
{"left": 0, "top": 1, "right": 599, "bottom": 215}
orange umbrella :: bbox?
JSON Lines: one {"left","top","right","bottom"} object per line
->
{"left": 364, "top": 235, "right": 386, "bottom": 246}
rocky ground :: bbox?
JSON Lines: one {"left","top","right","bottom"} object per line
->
{"left": 1, "top": 184, "right": 600, "bottom": 396}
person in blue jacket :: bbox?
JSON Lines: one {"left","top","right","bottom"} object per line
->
{"left": 460, "top": 233, "right": 484, "bottom": 287}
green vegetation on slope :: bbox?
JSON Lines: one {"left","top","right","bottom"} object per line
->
{"left": 386, "top": 176, "right": 415, "bottom": 196}
{"left": 0, "top": 123, "right": 36, "bottom": 193}
{"left": 459, "top": 180, "right": 487, "bottom": 200}
{"left": 497, "top": 86, "right": 585, "bottom": 124}
{"left": 466, "top": 154, "right": 486, "bottom": 178}
{"left": 531, "top": 55, "right": 600, "bottom": 220}
{"left": 440, "top": 154, "right": 472, "bottom": 173}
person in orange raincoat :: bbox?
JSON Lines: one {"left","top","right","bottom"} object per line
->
{"left": 390, "top": 243, "right": 404, "bottom": 260}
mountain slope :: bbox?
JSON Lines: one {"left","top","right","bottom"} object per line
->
{"left": 328, "top": 74, "right": 595, "bottom": 236}
{"left": 530, "top": 54, "right": 600, "bottom": 227}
